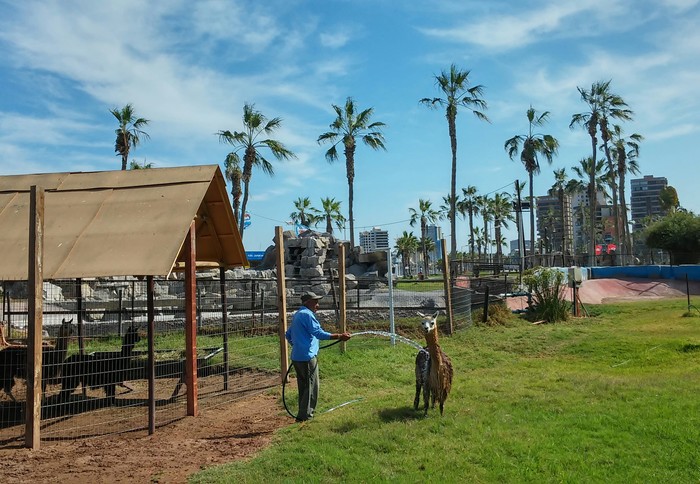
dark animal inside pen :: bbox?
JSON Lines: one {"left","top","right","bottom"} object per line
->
{"left": 60, "top": 325, "right": 141, "bottom": 404}
{"left": 0, "top": 318, "right": 74, "bottom": 401}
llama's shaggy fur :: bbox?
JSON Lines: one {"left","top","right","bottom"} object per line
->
{"left": 416, "top": 311, "right": 453, "bottom": 415}
{"left": 60, "top": 325, "right": 141, "bottom": 404}
{"left": 0, "top": 318, "right": 74, "bottom": 400}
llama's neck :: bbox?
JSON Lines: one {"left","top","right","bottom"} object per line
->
{"left": 55, "top": 327, "right": 71, "bottom": 354}
{"left": 425, "top": 331, "right": 443, "bottom": 368}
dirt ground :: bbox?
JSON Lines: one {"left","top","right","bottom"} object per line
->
{"left": 0, "top": 390, "right": 290, "bottom": 483}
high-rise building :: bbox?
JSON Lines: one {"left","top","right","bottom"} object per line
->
{"left": 630, "top": 175, "right": 668, "bottom": 231}
{"left": 425, "top": 224, "right": 443, "bottom": 261}
{"left": 535, "top": 195, "right": 573, "bottom": 252}
{"left": 570, "top": 189, "right": 609, "bottom": 251}
{"left": 359, "top": 226, "right": 390, "bottom": 252}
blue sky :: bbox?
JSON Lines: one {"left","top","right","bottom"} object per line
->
{"left": 1, "top": 0, "right": 699, "bottom": 253}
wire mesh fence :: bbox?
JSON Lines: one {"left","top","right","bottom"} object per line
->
{"left": 0, "top": 270, "right": 479, "bottom": 445}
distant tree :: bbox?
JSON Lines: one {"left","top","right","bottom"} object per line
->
{"left": 505, "top": 106, "right": 559, "bottom": 266}
{"left": 128, "top": 160, "right": 153, "bottom": 170}
{"left": 111, "top": 103, "right": 150, "bottom": 171}
{"left": 218, "top": 103, "right": 296, "bottom": 238}
{"left": 318, "top": 97, "right": 386, "bottom": 249}
{"left": 611, "top": 125, "right": 643, "bottom": 257}
{"left": 645, "top": 211, "right": 700, "bottom": 264}
{"left": 458, "top": 185, "right": 479, "bottom": 257}
{"left": 290, "top": 197, "right": 318, "bottom": 228}
{"left": 395, "top": 231, "right": 420, "bottom": 277}
{"left": 224, "top": 153, "right": 243, "bottom": 224}
{"left": 659, "top": 186, "right": 680, "bottom": 213}
{"left": 571, "top": 81, "right": 631, "bottom": 262}
{"left": 548, "top": 168, "right": 570, "bottom": 255}
{"left": 421, "top": 64, "right": 488, "bottom": 260}
{"left": 317, "top": 197, "right": 346, "bottom": 235}
{"left": 476, "top": 195, "right": 493, "bottom": 256}
{"left": 409, "top": 199, "right": 441, "bottom": 276}
{"left": 490, "top": 192, "right": 513, "bottom": 266}
{"left": 570, "top": 157, "right": 608, "bottom": 250}
{"left": 597, "top": 86, "right": 633, "bottom": 250}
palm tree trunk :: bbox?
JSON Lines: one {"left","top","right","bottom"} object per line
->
{"left": 346, "top": 146, "right": 356, "bottom": 249}
{"left": 468, "top": 209, "right": 475, "bottom": 258}
{"left": 619, "top": 170, "right": 631, "bottom": 261}
{"left": 239, "top": 180, "right": 250, "bottom": 236}
{"left": 448, "top": 114, "right": 458, "bottom": 261}
{"left": 602, "top": 142, "right": 620, "bottom": 252}
{"left": 529, "top": 171, "right": 535, "bottom": 268}
{"left": 421, "top": 219, "right": 428, "bottom": 275}
{"left": 589, "top": 137, "right": 597, "bottom": 266}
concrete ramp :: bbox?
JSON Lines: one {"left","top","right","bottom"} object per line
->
{"left": 506, "top": 277, "right": 700, "bottom": 309}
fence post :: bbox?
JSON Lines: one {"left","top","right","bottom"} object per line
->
{"left": 147, "top": 275, "right": 156, "bottom": 434}
{"left": 275, "top": 226, "right": 289, "bottom": 384}
{"left": 118, "top": 289, "right": 123, "bottom": 337}
{"left": 338, "top": 243, "right": 347, "bottom": 353}
{"left": 483, "top": 285, "right": 490, "bottom": 323}
{"left": 386, "top": 248, "right": 395, "bottom": 345}
{"left": 25, "top": 185, "right": 44, "bottom": 449}
{"left": 184, "top": 221, "right": 198, "bottom": 417}
{"left": 441, "top": 239, "right": 454, "bottom": 335}
{"left": 220, "top": 267, "right": 229, "bottom": 391}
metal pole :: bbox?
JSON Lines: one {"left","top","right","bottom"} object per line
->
{"left": 118, "top": 289, "right": 123, "bottom": 337}
{"left": 386, "top": 248, "right": 395, "bottom": 345}
{"left": 219, "top": 267, "right": 229, "bottom": 391}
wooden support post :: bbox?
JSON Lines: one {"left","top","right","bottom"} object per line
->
{"left": 441, "top": 239, "right": 454, "bottom": 335}
{"left": 275, "top": 227, "right": 289, "bottom": 384}
{"left": 184, "top": 221, "right": 198, "bottom": 417}
{"left": 338, "top": 244, "right": 347, "bottom": 353}
{"left": 25, "top": 185, "right": 44, "bottom": 449}
{"left": 147, "top": 275, "right": 155, "bottom": 434}
{"left": 483, "top": 286, "right": 490, "bottom": 323}
{"left": 220, "top": 267, "right": 229, "bottom": 391}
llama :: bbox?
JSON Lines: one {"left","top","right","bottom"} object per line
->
{"left": 60, "top": 325, "right": 141, "bottom": 404}
{"left": 0, "top": 318, "right": 74, "bottom": 400}
{"left": 415, "top": 311, "right": 453, "bottom": 416}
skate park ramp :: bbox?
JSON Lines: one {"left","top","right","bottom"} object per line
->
{"left": 506, "top": 277, "right": 700, "bottom": 310}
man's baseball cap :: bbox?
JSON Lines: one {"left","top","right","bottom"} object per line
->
{"left": 301, "top": 291, "right": 324, "bottom": 303}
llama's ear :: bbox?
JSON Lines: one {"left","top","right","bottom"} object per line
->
{"left": 417, "top": 312, "right": 426, "bottom": 318}
{"left": 432, "top": 311, "right": 440, "bottom": 320}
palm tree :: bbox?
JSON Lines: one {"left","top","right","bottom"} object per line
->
{"left": 318, "top": 97, "right": 386, "bottom": 249}
{"left": 476, "top": 195, "right": 493, "bottom": 258}
{"left": 505, "top": 106, "right": 559, "bottom": 266}
{"left": 409, "top": 199, "right": 441, "bottom": 276}
{"left": 224, "top": 152, "right": 243, "bottom": 224}
{"left": 420, "top": 64, "right": 489, "bottom": 260}
{"left": 472, "top": 226, "right": 484, "bottom": 257}
{"left": 611, "top": 125, "right": 643, "bottom": 260}
{"left": 596, "top": 82, "right": 634, "bottom": 250}
{"left": 110, "top": 104, "right": 150, "bottom": 171}
{"left": 490, "top": 192, "right": 513, "bottom": 267}
{"left": 458, "top": 186, "right": 479, "bottom": 257}
{"left": 420, "top": 237, "right": 437, "bottom": 274}
{"left": 571, "top": 157, "right": 608, "bottom": 252}
{"left": 570, "top": 82, "right": 616, "bottom": 262}
{"left": 395, "top": 231, "right": 420, "bottom": 277}
{"left": 317, "top": 197, "right": 346, "bottom": 235}
{"left": 218, "top": 103, "right": 296, "bottom": 237}
{"left": 290, "top": 197, "right": 318, "bottom": 229}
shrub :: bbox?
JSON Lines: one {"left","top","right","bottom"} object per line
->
{"left": 523, "top": 267, "right": 570, "bottom": 323}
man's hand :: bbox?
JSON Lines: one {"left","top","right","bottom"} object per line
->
{"left": 337, "top": 332, "right": 351, "bottom": 341}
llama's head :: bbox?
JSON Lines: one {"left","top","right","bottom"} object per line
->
{"left": 123, "top": 325, "right": 141, "bottom": 348}
{"left": 417, "top": 311, "right": 440, "bottom": 335}
{"left": 59, "top": 318, "right": 75, "bottom": 338}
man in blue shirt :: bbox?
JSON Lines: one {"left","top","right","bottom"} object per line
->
{"left": 285, "top": 291, "right": 351, "bottom": 422}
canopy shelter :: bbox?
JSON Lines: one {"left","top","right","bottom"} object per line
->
{"left": 0, "top": 164, "right": 247, "bottom": 448}
{"left": 0, "top": 164, "right": 248, "bottom": 280}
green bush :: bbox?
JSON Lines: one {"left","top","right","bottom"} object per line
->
{"left": 523, "top": 266, "right": 570, "bottom": 323}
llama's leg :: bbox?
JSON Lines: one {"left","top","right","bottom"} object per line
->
{"left": 439, "top": 400, "right": 444, "bottom": 415}
{"left": 423, "top": 385, "right": 430, "bottom": 416}
{"left": 105, "top": 384, "right": 116, "bottom": 404}
{"left": 414, "top": 381, "right": 421, "bottom": 410}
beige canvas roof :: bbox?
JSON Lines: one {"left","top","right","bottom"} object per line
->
{"left": 0, "top": 165, "right": 248, "bottom": 280}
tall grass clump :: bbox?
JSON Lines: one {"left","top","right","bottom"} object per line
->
{"left": 523, "top": 266, "right": 570, "bottom": 323}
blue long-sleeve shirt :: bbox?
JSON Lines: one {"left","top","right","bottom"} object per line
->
{"left": 285, "top": 305, "right": 332, "bottom": 361}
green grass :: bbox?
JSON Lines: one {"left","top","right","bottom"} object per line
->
{"left": 394, "top": 278, "right": 445, "bottom": 292}
{"left": 190, "top": 297, "right": 700, "bottom": 483}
